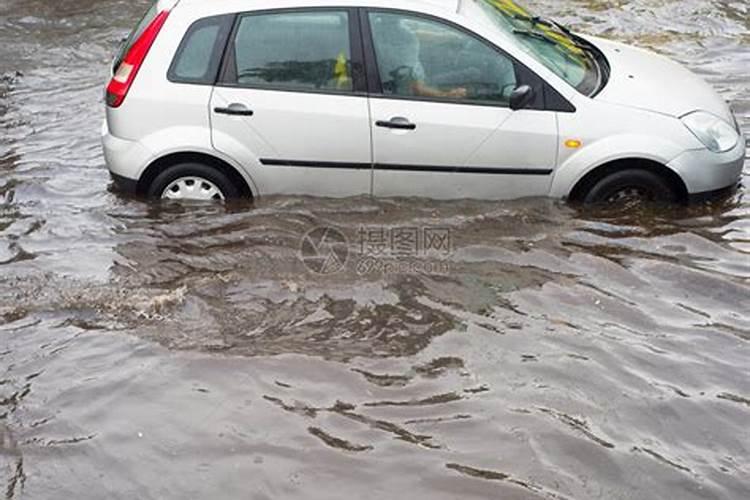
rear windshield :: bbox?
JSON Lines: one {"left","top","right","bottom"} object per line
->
{"left": 113, "top": 2, "right": 159, "bottom": 71}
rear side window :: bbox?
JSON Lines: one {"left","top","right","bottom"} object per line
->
{"left": 224, "top": 11, "right": 354, "bottom": 93}
{"left": 169, "top": 15, "right": 233, "bottom": 84}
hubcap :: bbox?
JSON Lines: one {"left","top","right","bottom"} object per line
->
{"left": 606, "top": 186, "right": 651, "bottom": 206}
{"left": 162, "top": 177, "right": 224, "bottom": 201}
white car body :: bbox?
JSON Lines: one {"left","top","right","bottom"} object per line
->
{"left": 102, "top": 0, "right": 746, "bottom": 202}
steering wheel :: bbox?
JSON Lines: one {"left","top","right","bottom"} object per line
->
{"left": 384, "top": 65, "right": 416, "bottom": 93}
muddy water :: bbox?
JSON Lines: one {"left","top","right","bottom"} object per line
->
{"left": 1, "top": 0, "right": 748, "bottom": 498}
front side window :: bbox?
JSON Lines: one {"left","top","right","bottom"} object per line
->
{"left": 228, "top": 11, "right": 354, "bottom": 92}
{"left": 368, "top": 12, "right": 517, "bottom": 105}
{"left": 471, "top": 0, "right": 600, "bottom": 95}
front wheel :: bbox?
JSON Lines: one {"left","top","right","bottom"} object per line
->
{"left": 147, "top": 163, "right": 240, "bottom": 201}
{"left": 582, "top": 169, "right": 678, "bottom": 206}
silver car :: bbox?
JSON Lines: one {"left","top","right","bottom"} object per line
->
{"left": 103, "top": 0, "right": 745, "bottom": 203}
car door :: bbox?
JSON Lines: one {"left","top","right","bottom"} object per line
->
{"left": 210, "top": 8, "right": 372, "bottom": 197}
{"left": 364, "top": 10, "right": 559, "bottom": 200}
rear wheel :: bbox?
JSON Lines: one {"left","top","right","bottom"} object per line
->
{"left": 147, "top": 163, "right": 240, "bottom": 201}
{"left": 582, "top": 169, "right": 677, "bottom": 206}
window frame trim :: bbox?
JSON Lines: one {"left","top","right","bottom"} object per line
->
{"left": 215, "top": 6, "right": 368, "bottom": 97}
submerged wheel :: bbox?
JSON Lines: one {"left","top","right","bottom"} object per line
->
{"left": 147, "top": 163, "right": 240, "bottom": 201}
{"left": 582, "top": 169, "right": 677, "bottom": 206}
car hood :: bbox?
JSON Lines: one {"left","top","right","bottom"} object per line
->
{"left": 583, "top": 36, "right": 733, "bottom": 124}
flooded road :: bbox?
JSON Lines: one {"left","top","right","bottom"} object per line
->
{"left": 1, "top": 0, "right": 748, "bottom": 498}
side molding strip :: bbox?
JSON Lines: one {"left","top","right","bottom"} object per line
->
{"left": 260, "top": 159, "right": 552, "bottom": 176}
{"left": 260, "top": 159, "right": 371, "bottom": 170}
{"left": 374, "top": 164, "right": 552, "bottom": 175}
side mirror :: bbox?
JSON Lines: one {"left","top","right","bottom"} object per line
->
{"left": 509, "top": 85, "right": 535, "bottom": 111}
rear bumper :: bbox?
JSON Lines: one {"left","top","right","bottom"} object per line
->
{"left": 101, "top": 120, "right": 150, "bottom": 192}
{"left": 668, "top": 136, "right": 746, "bottom": 194}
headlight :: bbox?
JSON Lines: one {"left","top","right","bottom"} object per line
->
{"left": 681, "top": 111, "right": 739, "bottom": 153}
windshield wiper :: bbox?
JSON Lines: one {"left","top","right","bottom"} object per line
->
{"left": 512, "top": 29, "right": 557, "bottom": 45}
{"left": 513, "top": 14, "right": 595, "bottom": 51}
{"left": 514, "top": 14, "right": 573, "bottom": 37}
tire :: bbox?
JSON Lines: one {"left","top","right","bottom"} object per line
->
{"left": 582, "top": 168, "right": 677, "bottom": 206}
{"left": 147, "top": 163, "right": 241, "bottom": 201}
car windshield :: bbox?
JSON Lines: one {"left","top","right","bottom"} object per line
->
{"left": 469, "top": 0, "right": 601, "bottom": 95}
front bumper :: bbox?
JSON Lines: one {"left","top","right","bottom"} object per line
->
{"left": 668, "top": 135, "right": 746, "bottom": 194}
{"left": 110, "top": 172, "right": 139, "bottom": 195}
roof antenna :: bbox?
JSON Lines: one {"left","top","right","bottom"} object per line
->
{"left": 456, "top": 0, "right": 463, "bottom": 13}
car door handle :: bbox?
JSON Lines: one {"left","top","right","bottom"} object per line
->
{"left": 376, "top": 117, "right": 416, "bottom": 130}
{"left": 214, "top": 105, "right": 254, "bottom": 117}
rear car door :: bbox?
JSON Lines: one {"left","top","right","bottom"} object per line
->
{"left": 210, "top": 8, "right": 372, "bottom": 197}
{"left": 364, "top": 10, "right": 559, "bottom": 200}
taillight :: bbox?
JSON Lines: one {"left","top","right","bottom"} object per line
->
{"left": 106, "top": 10, "right": 170, "bottom": 108}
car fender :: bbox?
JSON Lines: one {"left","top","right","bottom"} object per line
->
{"left": 549, "top": 133, "right": 690, "bottom": 198}
{"left": 137, "top": 125, "right": 260, "bottom": 196}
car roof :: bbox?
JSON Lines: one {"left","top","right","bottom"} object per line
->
{"left": 175, "top": 0, "right": 461, "bottom": 15}
{"left": 175, "top": 0, "right": 459, "bottom": 5}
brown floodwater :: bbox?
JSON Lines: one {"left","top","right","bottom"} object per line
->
{"left": 1, "top": 0, "right": 748, "bottom": 498}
